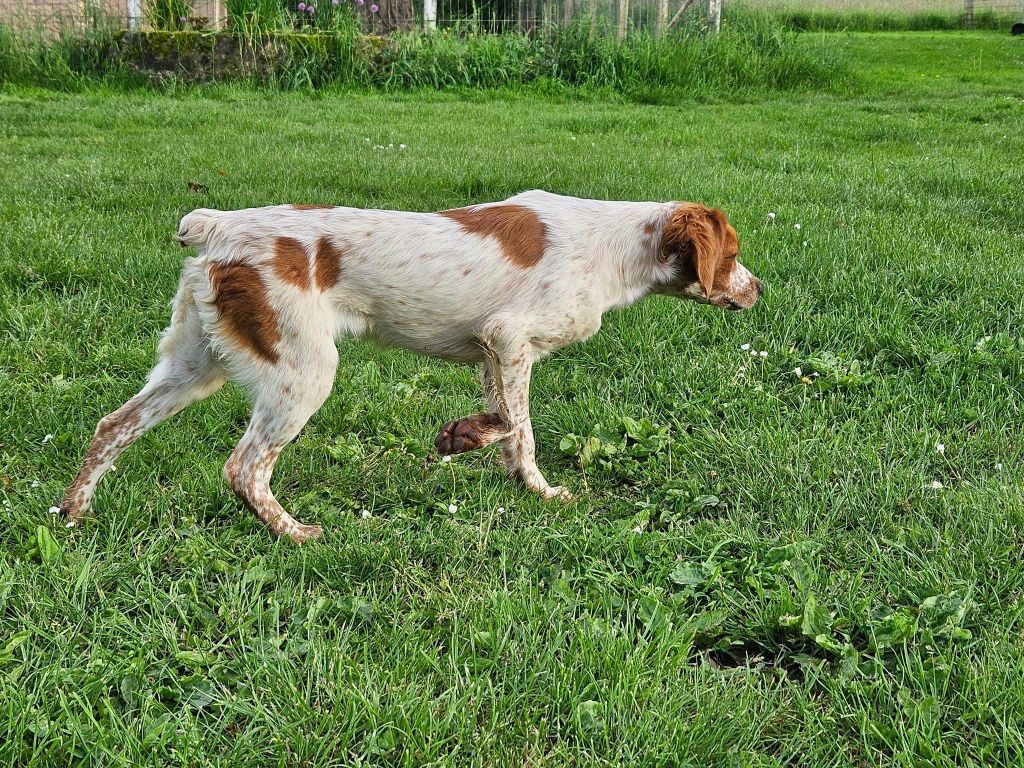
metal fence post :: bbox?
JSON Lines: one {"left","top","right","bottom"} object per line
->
{"left": 618, "top": 0, "right": 629, "bottom": 39}
{"left": 707, "top": 0, "right": 721, "bottom": 31}
{"left": 127, "top": 0, "right": 141, "bottom": 29}
{"left": 963, "top": 0, "right": 974, "bottom": 28}
{"left": 424, "top": 0, "right": 437, "bottom": 30}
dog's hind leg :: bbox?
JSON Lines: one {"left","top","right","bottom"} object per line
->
{"left": 60, "top": 276, "right": 226, "bottom": 521}
{"left": 223, "top": 335, "right": 337, "bottom": 544}
{"left": 434, "top": 347, "right": 514, "bottom": 455}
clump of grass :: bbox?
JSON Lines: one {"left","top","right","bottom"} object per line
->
{"left": 147, "top": 0, "right": 193, "bottom": 31}
{"left": 223, "top": 0, "right": 288, "bottom": 36}
{"left": 369, "top": 11, "right": 843, "bottom": 98}
{"left": 0, "top": 22, "right": 137, "bottom": 90}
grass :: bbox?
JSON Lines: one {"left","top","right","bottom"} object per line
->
{"left": 2, "top": 30, "right": 1024, "bottom": 767}
{"left": 0, "top": 11, "right": 844, "bottom": 98}
{"left": 733, "top": 0, "right": 1017, "bottom": 31}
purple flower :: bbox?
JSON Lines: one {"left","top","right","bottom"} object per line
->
{"left": 356, "top": 0, "right": 363, "bottom": 5}
{"left": 307, "top": 4, "right": 315, "bottom": 11}
{"left": 178, "top": 15, "right": 186, "bottom": 23}
{"left": 332, "top": 0, "right": 339, "bottom": 5}
{"left": 370, "top": 2, "right": 378, "bottom": 10}
{"left": 297, "top": 1, "right": 305, "bottom": 9}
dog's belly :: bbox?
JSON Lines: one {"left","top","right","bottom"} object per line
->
{"left": 362, "top": 316, "right": 485, "bottom": 363}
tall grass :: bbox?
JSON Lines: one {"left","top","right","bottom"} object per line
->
{"left": 147, "top": 0, "right": 193, "bottom": 30}
{"left": 0, "top": 9, "right": 844, "bottom": 97}
{"left": 744, "top": 7, "right": 1015, "bottom": 31}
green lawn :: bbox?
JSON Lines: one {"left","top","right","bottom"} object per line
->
{"left": 2, "top": 32, "right": 1024, "bottom": 767}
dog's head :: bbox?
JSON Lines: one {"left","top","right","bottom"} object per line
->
{"left": 656, "top": 203, "right": 761, "bottom": 311}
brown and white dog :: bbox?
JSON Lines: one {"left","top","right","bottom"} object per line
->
{"left": 60, "top": 190, "right": 761, "bottom": 542}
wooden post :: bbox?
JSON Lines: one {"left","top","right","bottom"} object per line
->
{"left": 424, "top": 0, "right": 437, "bottom": 30}
{"left": 706, "top": 0, "right": 720, "bottom": 32}
{"left": 656, "top": 0, "right": 668, "bottom": 36}
{"left": 617, "top": 0, "right": 629, "bottom": 39}
{"left": 963, "top": 0, "right": 974, "bottom": 29}
{"left": 563, "top": 0, "right": 575, "bottom": 26}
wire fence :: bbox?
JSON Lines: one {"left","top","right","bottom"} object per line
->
{"left": 1, "top": 0, "right": 1021, "bottom": 35}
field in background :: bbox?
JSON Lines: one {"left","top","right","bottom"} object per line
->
{"left": 2, "top": 31, "right": 1024, "bottom": 767}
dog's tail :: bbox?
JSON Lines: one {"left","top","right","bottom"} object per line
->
{"left": 176, "top": 209, "right": 223, "bottom": 252}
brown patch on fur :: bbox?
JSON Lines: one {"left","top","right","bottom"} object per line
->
{"left": 314, "top": 236, "right": 343, "bottom": 290}
{"left": 440, "top": 204, "right": 548, "bottom": 269}
{"left": 273, "top": 237, "right": 310, "bottom": 290}
{"left": 434, "top": 412, "right": 508, "bottom": 454}
{"left": 208, "top": 262, "right": 281, "bottom": 363}
{"left": 662, "top": 203, "right": 735, "bottom": 296}
{"left": 290, "top": 204, "right": 335, "bottom": 210}
{"left": 311, "top": 237, "right": 344, "bottom": 290}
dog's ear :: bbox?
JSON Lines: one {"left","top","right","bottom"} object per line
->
{"left": 662, "top": 203, "right": 722, "bottom": 298}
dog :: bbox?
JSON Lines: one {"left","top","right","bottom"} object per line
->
{"left": 59, "top": 190, "right": 762, "bottom": 542}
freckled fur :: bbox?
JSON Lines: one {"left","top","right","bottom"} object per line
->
{"left": 62, "top": 191, "right": 760, "bottom": 543}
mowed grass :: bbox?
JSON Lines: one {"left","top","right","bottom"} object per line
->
{"left": 2, "top": 32, "right": 1024, "bottom": 767}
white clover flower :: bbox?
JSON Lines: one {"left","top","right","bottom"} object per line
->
{"left": 936, "top": 443, "right": 945, "bottom": 455}
{"left": 996, "top": 463, "right": 1003, "bottom": 470}
{"left": 793, "top": 367, "right": 802, "bottom": 376}
{"left": 448, "top": 503, "right": 458, "bottom": 514}
{"left": 42, "top": 434, "right": 54, "bottom": 444}
{"left": 759, "top": 350, "right": 768, "bottom": 358}
{"left": 399, "top": 144, "right": 407, "bottom": 149}
{"left": 632, "top": 524, "right": 644, "bottom": 533}
{"left": 766, "top": 212, "right": 776, "bottom": 221}
{"left": 110, "top": 465, "right": 117, "bottom": 472}
{"left": 928, "top": 480, "right": 944, "bottom": 489}
{"left": 750, "top": 350, "right": 758, "bottom": 356}
{"left": 441, "top": 454, "right": 452, "bottom": 463}
{"left": 497, "top": 506, "right": 505, "bottom": 514}
{"left": 361, "top": 509, "right": 371, "bottom": 519}
{"left": 794, "top": 223, "right": 802, "bottom": 231}
{"left": 65, "top": 520, "right": 76, "bottom": 528}
{"left": 802, "top": 241, "right": 808, "bottom": 247}
{"left": 740, "top": 343, "right": 751, "bottom": 351}
{"left": 49, "top": 506, "right": 61, "bottom": 515}
{"left": 31, "top": 481, "right": 39, "bottom": 488}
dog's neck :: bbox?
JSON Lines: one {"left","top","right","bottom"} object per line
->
{"left": 586, "top": 202, "right": 676, "bottom": 313}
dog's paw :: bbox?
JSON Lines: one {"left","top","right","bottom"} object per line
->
{"left": 542, "top": 485, "right": 573, "bottom": 503}
{"left": 60, "top": 500, "right": 91, "bottom": 522}
{"left": 434, "top": 413, "right": 504, "bottom": 455}
{"left": 288, "top": 523, "right": 323, "bottom": 544}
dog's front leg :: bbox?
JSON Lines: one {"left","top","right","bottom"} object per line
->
{"left": 484, "top": 343, "right": 570, "bottom": 502}
{"left": 434, "top": 341, "right": 569, "bottom": 502}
